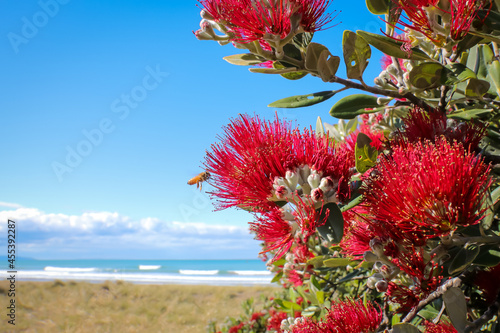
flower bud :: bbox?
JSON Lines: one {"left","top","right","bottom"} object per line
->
{"left": 307, "top": 171, "right": 321, "bottom": 189}
{"left": 286, "top": 170, "right": 299, "bottom": 191}
{"left": 200, "top": 9, "right": 214, "bottom": 20}
{"left": 363, "top": 251, "right": 378, "bottom": 263}
{"left": 369, "top": 238, "right": 384, "bottom": 256}
{"left": 375, "top": 280, "right": 388, "bottom": 292}
{"left": 311, "top": 188, "right": 324, "bottom": 202}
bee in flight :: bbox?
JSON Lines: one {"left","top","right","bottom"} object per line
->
{"left": 187, "top": 171, "right": 210, "bottom": 191}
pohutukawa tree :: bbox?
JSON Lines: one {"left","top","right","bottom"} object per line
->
{"left": 192, "top": 0, "right": 500, "bottom": 332}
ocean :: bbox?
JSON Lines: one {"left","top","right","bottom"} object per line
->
{"left": 0, "top": 258, "right": 273, "bottom": 286}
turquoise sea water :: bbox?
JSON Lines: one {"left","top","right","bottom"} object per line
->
{"left": 1, "top": 259, "right": 273, "bottom": 286}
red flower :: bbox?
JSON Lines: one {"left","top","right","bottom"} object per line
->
{"left": 197, "top": 0, "right": 334, "bottom": 45}
{"left": 205, "top": 114, "right": 355, "bottom": 259}
{"left": 228, "top": 321, "right": 245, "bottom": 333}
{"left": 473, "top": 263, "right": 500, "bottom": 305}
{"left": 267, "top": 309, "right": 288, "bottom": 332}
{"left": 362, "top": 138, "right": 491, "bottom": 243}
{"left": 424, "top": 321, "right": 458, "bottom": 333}
{"left": 250, "top": 207, "right": 295, "bottom": 260}
{"left": 393, "top": 0, "right": 490, "bottom": 42}
{"left": 289, "top": 299, "right": 382, "bottom": 332}
{"left": 394, "top": 108, "right": 486, "bottom": 151}
{"left": 251, "top": 197, "right": 329, "bottom": 261}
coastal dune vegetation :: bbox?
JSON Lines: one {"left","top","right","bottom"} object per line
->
{"left": 0, "top": 280, "right": 276, "bottom": 332}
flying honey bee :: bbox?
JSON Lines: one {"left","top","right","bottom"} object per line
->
{"left": 187, "top": 171, "right": 211, "bottom": 191}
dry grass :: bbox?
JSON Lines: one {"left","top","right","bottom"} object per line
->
{"left": 0, "top": 280, "right": 276, "bottom": 333}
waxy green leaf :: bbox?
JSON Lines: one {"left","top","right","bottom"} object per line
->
{"left": 442, "top": 63, "right": 477, "bottom": 85}
{"left": 465, "top": 78, "right": 490, "bottom": 97}
{"left": 365, "top": 0, "right": 390, "bottom": 14}
{"left": 304, "top": 42, "right": 340, "bottom": 81}
{"left": 356, "top": 30, "right": 431, "bottom": 61}
{"left": 273, "top": 57, "right": 308, "bottom": 80}
{"left": 392, "top": 323, "right": 420, "bottom": 333}
{"left": 342, "top": 30, "right": 371, "bottom": 81}
{"left": 408, "top": 62, "right": 444, "bottom": 89}
{"left": 474, "top": 246, "right": 500, "bottom": 267}
{"left": 448, "top": 243, "right": 480, "bottom": 275}
{"left": 305, "top": 42, "right": 329, "bottom": 71}
{"left": 223, "top": 53, "right": 265, "bottom": 66}
{"left": 355, "top": 132, "right": 378, "bottom": 173}
{"left": 249, "top": 67, "right": 299, "bottom": 74}
{"left": 443, "top": 287, "right": 468, "bottom": 333}
{"left": 316, "top": 202, "right": 344, "bottom": 244}
{"left": 268, "top": 91, "right": 337, "bottom": 108}
{"left": 447, "top": 108, "right": 493, "bottom": 120}
{"left": 329, "top": 94, "right": 380, "bottom": 119}
{"left": 323, "top": 258, "right": 358, "bottom": 267}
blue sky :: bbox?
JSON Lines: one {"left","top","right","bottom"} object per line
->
{"left": 0, "top": 0, "right": 384, "bottom": 259}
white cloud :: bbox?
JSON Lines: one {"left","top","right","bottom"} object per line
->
{"left": 0, "top": 201, "right": 23, "bottom": 209}
{"left": 0, "top": 206, "right": 261, "bottom": 259}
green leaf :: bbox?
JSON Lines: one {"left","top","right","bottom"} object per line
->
{"left": 417, "top": 306, "right": 440, "bottom": 321}
{"left": 271, "top": 271, "right": 283, "bottom": 283}
{"left": 408, "top": 62, "right": 444, "bottom": 89}
{"left": 282, "top": 300, "right": 302, "bottom": 312}
{"left": 455, "top": 34, "right": 484, "bottom": 56}
{"left": 481, "top": 188, "right": 494, "bottom": 230}
{"left": 273, "top": 61, "right": 308, "bottom": 80}
{"left": 474, "top": 247, "right": 500, "bottom": 267}
{"left": 323, "top": 258, "right": 358, "bottom": 267}
{"left": 249, "top": 67, "right": 299, "bottom": 74}
{"left": 316, "top": 202, "right": 344, "bottom": 244}
{"left": 305, "top": 42, "right": 329, "bottom": 71}
{"left": 343, "top": 30, "right": 371, "bottom": 81}
{"left": 448, "top": 243, "right": 480, "bottom": 275}
{"left": 480, "top": 45, "right": 500, "bottom": 96}
{"left": 392, "top": 323, "right": 420, "bottom": 333}
{"left": 465, "top": 78, "right": 490, "bottom": 97}
{"left": 356, "top": 30, "right": 431, "bottom": 61}
{"left": 365, "top": 0, "right": 390, "bottom": 14}
{"left": 268, "top": 91, "right": 336, "bottom": 108}
{"left": 443, "top": 287, "right": 469, "bottom": 333}
{"left": 468, "top": 30, "right": 500, "bottom": 44}
{"left": 292, "top": 32, "right": 314, "bottom": 50}
{"left": 329, "top": 94, "right": 380, "bottom": 119}
{"left": 223, "top": 53, "right": 265, "bottom": 66}
{"left": 476, "top": 9, "right": 500, "bottom": 32}
{"left": 447, "top": 108, "right": 493, "bottom": 120}
{"left": 340, "top": 194, "right": 364, "bottom": 212}
{"left": 355, "top": 133, "right": 378, "bottom": 173}
{"left": 336, "top": 269, "right": 361, "bottom": 283}
{"left": 307, "top": 255, "right": 327, "bottom": 269}
{"left": 442, "top": 63, "right": 477, "bottom": 85}
{"left": 317, "top": 51, "right": 340, "bottom": 82}
{"left": 316, "top": 290, "right": 325, "bottom": 304}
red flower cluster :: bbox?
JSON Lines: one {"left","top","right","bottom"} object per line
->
{"left": 197, "top": 0, "right": 334, "bottom": 45}
{"left": 289, "top": 299, "right": 381, "bottom": 332}
{"left": 362, "top": 137, "right": 491, "bottom": 244}
{"left": 393, "top": 0, "right": 491, "bottom": 42}
{"left": 473, "top": 263, "right": 500, "bottom": 305}
{"left": 424, "top": 321, "right": 458, "bottom": 333}
{"left": 205, "top": 114, "right": 355, "bottom": 260}
{"left": 394, "top": 108, "right": 486, "bottom": 151}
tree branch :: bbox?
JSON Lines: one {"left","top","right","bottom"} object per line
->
{"left": 401, "top": 273, "right": 470, "bottom": 323}
{"left": 328, "top": 76, "right": 433, "bottom": 111}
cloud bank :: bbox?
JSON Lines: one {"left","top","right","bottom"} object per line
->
{"left": 0, "top": 203, "right": 261, "bottom": 259}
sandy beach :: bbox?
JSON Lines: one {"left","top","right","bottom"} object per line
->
{"left": 0, "top": 280, "right": 277, "bottom": 333}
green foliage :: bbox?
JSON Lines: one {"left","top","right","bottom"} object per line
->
{"left": 329, "top": 94, "right": 379, "bottom": 119}
{"left": 342, "top": 30, "right": 371, "bottom": 81}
